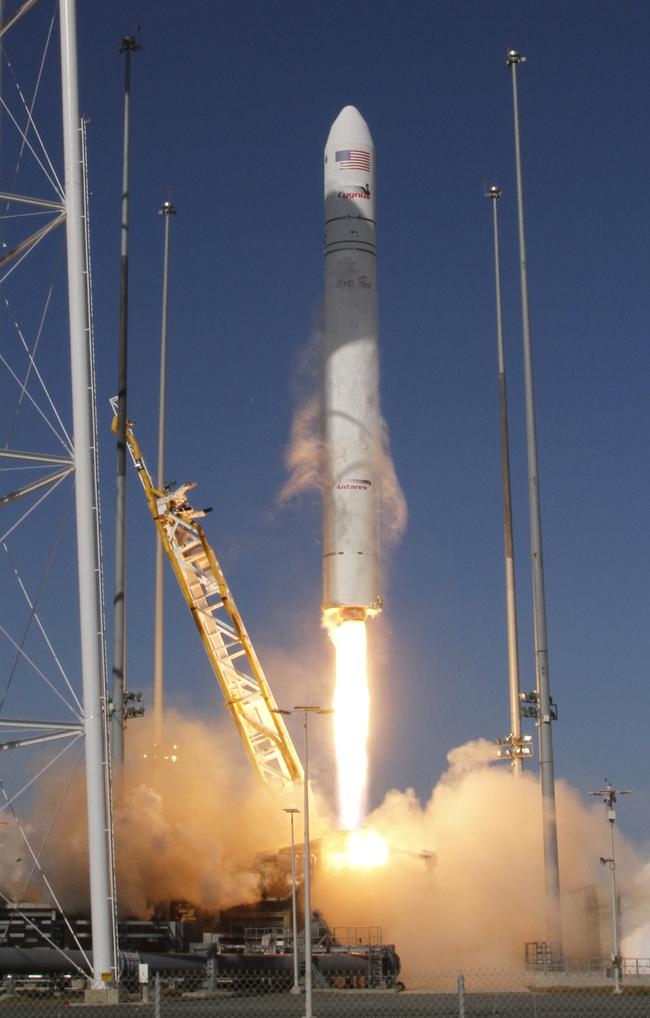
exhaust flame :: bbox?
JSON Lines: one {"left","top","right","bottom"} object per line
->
{"left": 325, "top": 828, "right": 390, "bottom": 870}
{"left": 330, "top": 619, "right": 369, "bottom": 830}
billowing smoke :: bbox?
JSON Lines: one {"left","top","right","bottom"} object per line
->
{"left": 0, "top": 815, "right": 33, "bottom": 904}
{"left": 313, "top": 740, "right": 647, "bottom": 976}
{"left": 14, "top": 712, "right": 294, "bottom": 917}
{"left": 278, "top": 391, "right": 322, "bottom": 505}
{"left": 4, "top": 717, "right": 649, "bottom": 975}
{"left": 621, "top": 862, "right": 650, "bottom": 956}
{"left": 377, "top": 416, "right": 408, "bottom": 547}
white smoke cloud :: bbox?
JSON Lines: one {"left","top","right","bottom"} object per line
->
{"left": 17, "top": 713, "right": 294, "bottom": 917}
{"left": 4, "top": 715, "right": 648, "bottom": 975}
{"left": 621, "top": 861, "right": 650, "bottom": 957}
{"left": 277, "top": 391, "right": 323, "bottom": 504}
{"left": 314, "top": 743, "right": 647, "bottom": 976}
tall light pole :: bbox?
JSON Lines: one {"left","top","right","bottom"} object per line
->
{"left": 506, "top": 49, "right": 562, "bottom": 957}
{"left": 275, "top": 705, "right": 332, "bottom": 1018}
{"left": 485, "top": 184, "right": 527, "bottom": 775}
{"left": 152, "top": 198, "right": 176, "bottom": 749}
{"left": 284, "top": 807, "right": 301, "bottom": 994}
{"left": 112, "top": 34, "right": 140, "bottom": 767}
{"left": 590, "top": 782, "right": 630, "bottom": 994}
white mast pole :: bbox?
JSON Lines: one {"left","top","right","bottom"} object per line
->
{"left": 59, "top": 0, "right": 116, "bottom": 988}
{"left": 507, "top": 49, "right": 562, "bottom": 957}
{"left": 486, "top": 185, "right": 523, "bottom": 773}
{"left": 153, "top": 199, "right": 176, "bottom": 747}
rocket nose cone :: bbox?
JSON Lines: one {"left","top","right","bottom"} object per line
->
{"left": 326, "top": 105, "right": 373, "bottom": 148}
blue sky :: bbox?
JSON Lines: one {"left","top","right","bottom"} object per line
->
{"left": 1, "top": 0, "right": 648, "bottom": 858}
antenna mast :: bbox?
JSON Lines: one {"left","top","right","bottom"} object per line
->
{"left": 590, "top": 781, "right": 630, "bottom": 994}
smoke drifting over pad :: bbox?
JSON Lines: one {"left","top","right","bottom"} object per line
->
{"left": 316, "top": 740, "right": 650, "bottom": 975}
{"left": 5, "top": 717, "right": 650, "bottom": 969}
{"left": 15, "top": 713, "right": 293, "bottom": 916}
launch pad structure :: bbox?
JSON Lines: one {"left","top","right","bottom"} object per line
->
{"left": 113, "top": 409, "right": 304, "bottom": 794}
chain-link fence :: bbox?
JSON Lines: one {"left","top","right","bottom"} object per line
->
{"left": 2, "top": 962, "right": 650, "bottom": 1017}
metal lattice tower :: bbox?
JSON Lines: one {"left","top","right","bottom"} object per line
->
{"left": 113, "top": 408, "right": 303, "bottom": 792}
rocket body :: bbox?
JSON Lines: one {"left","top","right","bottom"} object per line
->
{"left": 322, "top": 106, "right": 381, "bottom": 624}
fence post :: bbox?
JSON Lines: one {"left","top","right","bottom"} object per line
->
{"left": 457, "top": 970, "right": 465, "bottom": 1018}
{"left": 139, "top": 961, "right": 150, "bottom": 1003}
{"left": 207, "top": 956, "right": 216, "bottom": 991}
{"left": 154, "top": 970, "right": 161, "bottom": 1018}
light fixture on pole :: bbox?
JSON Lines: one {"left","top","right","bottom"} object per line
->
{"left": 284, "top": 807, "right": 301, "bottom": 994}
{"left": 590, "top": 781, "right": 630, "bottom": 994}
{"left": 274, "top": 705, "right": 333, "bottom": 1018}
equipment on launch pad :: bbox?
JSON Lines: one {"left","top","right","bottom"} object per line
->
{"left": 201, "top": 923, "right": 401, "bottom": 992}
{"left": 111, "top": 405, "right": 303, "bottom": 793}
{"left": 0, "top": 906, "right": 402, "bottom": 994}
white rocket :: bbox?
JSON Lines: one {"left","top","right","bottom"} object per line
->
{"left": 322, "top": 106, "right": 382, "bottom": 625}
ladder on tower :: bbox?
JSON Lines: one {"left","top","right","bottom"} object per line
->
{"left": 112, "top": 404, "right": 303, "bottom": 793}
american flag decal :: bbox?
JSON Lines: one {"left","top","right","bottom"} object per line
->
{"left": 335, "top": 149, "right": 371, "bottom": 172}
